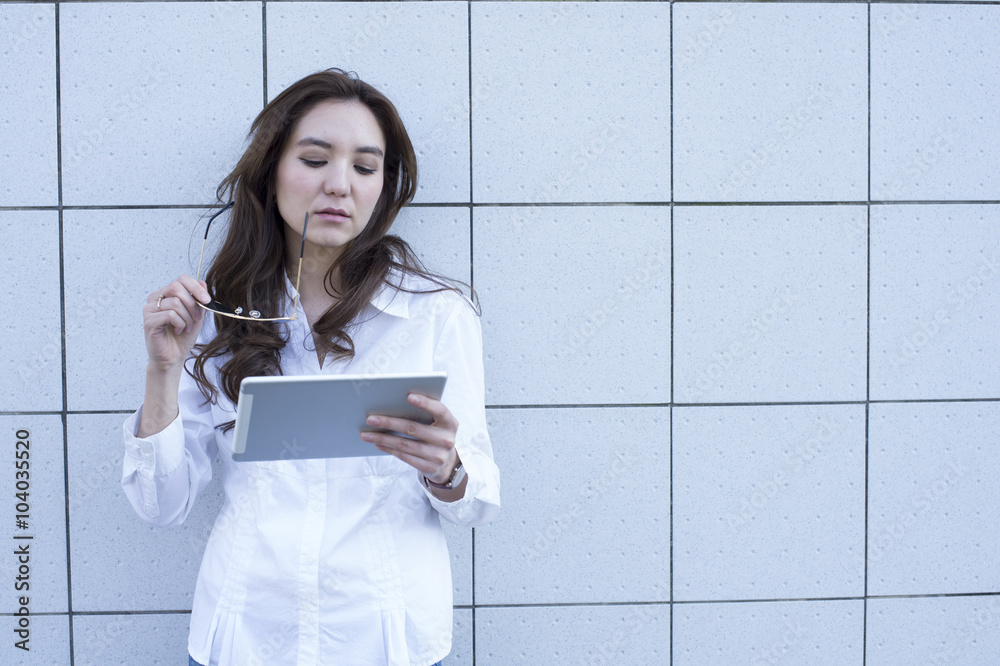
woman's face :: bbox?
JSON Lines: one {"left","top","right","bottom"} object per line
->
{"left": 275, "top": 100, "right": 386, "bottom": 264}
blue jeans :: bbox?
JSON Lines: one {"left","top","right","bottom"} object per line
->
{"left": 190, "top": 657, "right": 442, "bottom": 665}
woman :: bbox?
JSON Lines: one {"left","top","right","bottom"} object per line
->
{"left": 121, "top": 69, "right": 500, "bottom": 666}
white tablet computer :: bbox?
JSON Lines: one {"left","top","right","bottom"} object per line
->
{"left": 230, "top": 372, "right": 447, "bottom": 462}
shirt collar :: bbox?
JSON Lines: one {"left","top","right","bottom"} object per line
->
{"left": 283, "top": 269, "right": 411, "bottom": 320}
{"left": 369, "top": 273, "right": 411, "bottom": 319}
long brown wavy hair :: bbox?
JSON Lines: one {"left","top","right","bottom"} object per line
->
{"left": 190, "top": 69, "right": 473, "bottom": 429}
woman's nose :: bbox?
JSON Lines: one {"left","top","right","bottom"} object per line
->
{"left": 324, "top": 163, "right": 350, "bottom": 197}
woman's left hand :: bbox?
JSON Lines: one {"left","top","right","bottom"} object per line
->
{"left": 361, "top": 393, "right": 461, "bottom": 485}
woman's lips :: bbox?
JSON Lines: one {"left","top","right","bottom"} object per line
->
{"left": 315, "top": 208, "right": 349, "bottom": 223}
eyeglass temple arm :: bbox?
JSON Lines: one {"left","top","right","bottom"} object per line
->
{"left": 197, "top": 201, "right": 235, "bottom": 282}
{"left": 291, "top": 213, "right": 308, "bottom": 312}
{"left": 194, "top": 205, "right": 307, "bottom": 316}
{"left": 204, "top": 201, "right": 235, "bottom": 239}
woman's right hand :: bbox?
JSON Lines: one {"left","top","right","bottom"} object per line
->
{"left": 143, "top": 274, "right": 213, "bottom": 374}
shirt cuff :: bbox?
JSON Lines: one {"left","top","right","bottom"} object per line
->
{"left": 419, "top": 446, "right": 500, "bottom": 526}
{"left": 122, "top": 404, "right": 186, "bottom": 478}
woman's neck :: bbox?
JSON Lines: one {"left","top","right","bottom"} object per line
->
{"left": 286, "top": 228, "right": 345, "bottom": 295}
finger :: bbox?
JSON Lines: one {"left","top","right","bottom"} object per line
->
{"left": 143, "top": 301, "right": 184, "bottom": 327}
{"left": 160, "top": 280, "right": 206, "bottom": 324}
{"left": 170, "top": 275, "right": 211, "bottom": 322}
{"left": 407, "top": 393, "right": 458, "bottom": 429}
{"left": 145, "top": 308, "right": 189, "bottom": 336}
{"left": 148, "top": 275, "right": 210, "bottom": 318}
{"left": 144, "top": 297, "right": 192, "bottom": 331}
{"left": 148, "top": 275, "right": 207, "bottom": 302}
{"left": 365, "top": 414, "right": 436, "bottom": 444}
{"left": 362, "top": 431, "right": 441, "bottom": 473}
{"left": 176, "top": 273, "right": 212, "bottom": 306}
{"left": 362, "top": 428, "right": 453, "bottom": 469}
{"left": 373, "top": 444, "right": 438, "bottom": 476}
{"left": 154, "top": 295, "right": 196, "bottom": 332}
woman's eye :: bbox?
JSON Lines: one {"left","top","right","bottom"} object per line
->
{"left": 356, "top": 166, "right": 377, "bottom": 175}
{"left": 301, "top": 159, "right": 325, "bottom": 168}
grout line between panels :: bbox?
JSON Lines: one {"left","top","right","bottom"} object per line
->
{"left": 483, "top": 397, "right": 1000, "bottom": 410}
{"left": 6, "top": 200, "right": 1000, "bottom": 214}
{"left": 669, "top": 3, "right": 675, "bottom": 661}
{"left": 467, "top": 4, "right": 477, "bottom": 663}
{"left": 52, "top": 3, "right": 76, "bottom": 663}
{"left": 262, "top": 1, "right": 267, "bottom": 106}
{"left": 863, "top": 3, "right": 872, "bottom": 660}
{"left": 445, "top": 590, "right": 1000, "bottom": 610}
{"left": 3, "top": 590, "right": 996, "bottom": 619}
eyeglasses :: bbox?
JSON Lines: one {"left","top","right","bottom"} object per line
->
{"left": 195, "top": 202, "right": 309, "bottom": 322}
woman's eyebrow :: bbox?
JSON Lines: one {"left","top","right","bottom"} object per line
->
{"left": 296, "top": 137, "right": 384, "bottom": 158}
{"left": 356, "top": 145, "right": 384, "bottom": 158}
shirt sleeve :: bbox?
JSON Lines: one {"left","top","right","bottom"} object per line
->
{"left": 422, "top": 294, "right": 501, "bottom": 527}
{"left": 120, "top": 338, "right": 219, "bottom": 528}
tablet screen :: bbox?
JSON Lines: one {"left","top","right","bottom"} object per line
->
{"left": 231, "top": 372, "right": 447, "bottom": 462}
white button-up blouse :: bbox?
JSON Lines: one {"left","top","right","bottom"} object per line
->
{"left": 120, "top": 273, "right": 501, "bottom": 666}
